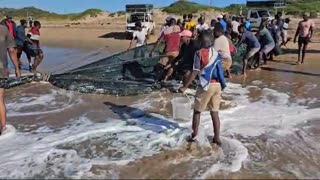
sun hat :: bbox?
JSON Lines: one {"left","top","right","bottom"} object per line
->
{"left": 179, "top": 30, "right": 193, "bottom": 38}
{"left": 217, "top": 15, "right": 223, "bottom": 19}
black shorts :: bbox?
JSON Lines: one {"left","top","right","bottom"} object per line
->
{"left": 298, "top": 37, "right": 310, "bottom": 44}
{"left": 30, "top": 48, "right": 43, "bottom": 58}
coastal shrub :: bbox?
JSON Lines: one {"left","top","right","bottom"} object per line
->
{"left": 162, "top": 1, "right": 215, "bottom": 14}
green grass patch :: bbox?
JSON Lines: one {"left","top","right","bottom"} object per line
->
{"left": 162, "top": 1, "right": 215, "bottom": 14}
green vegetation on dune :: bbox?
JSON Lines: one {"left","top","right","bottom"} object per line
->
{"left": 69, "top": 9, "right": 103, "bottom": 20}
{"left": 1, "top": 0, "right": 319, "bottom": 21}
{"left": 224, "top": 0, "right": 320, "bottom": 16}
{"left": 0, "top": 7, "right": 103, "bottom": 20}
{"left": 162, "top": 1, "right": 215, "bottom": 14}
{"left": 286, "top": 0, "right": 320, "bottom": 14}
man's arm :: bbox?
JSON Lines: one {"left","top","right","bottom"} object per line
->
{"left": 182, "top": 70, "right": 199, "bottom": 88}
{"left": 294, "top": 23, "right": 300, "bottom": 43}
{"left": 149, "top": 37, "right": 162, "bottom": 57}
{"left": 236, "top": 34, "right": 245, "bottom": 47}
{"left": 128, "top": 37, "right": 135, "bottom": 50}
{"left": 309, "top": 23, "right": 314, "bottom": 39}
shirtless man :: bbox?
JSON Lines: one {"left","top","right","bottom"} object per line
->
{"left": 294, "top": 13, "right": 315, "bottom": 64}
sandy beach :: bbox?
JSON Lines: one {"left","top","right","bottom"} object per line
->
{"left": 1, "top": 12, "right": 320, "bottom": 178}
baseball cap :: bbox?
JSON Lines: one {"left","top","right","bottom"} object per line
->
{"left": 6, "top": 15, "right": 13, "bottom": 19}
{"left": 179, "top": 30, "right": 193, "bottom": 38}
{"left": 303, "top": 12, "right": 310, "bottom": 17}
{"left": 217, "top": 15, "right": 223, "bottom": 19}
{"left": 166, "top": 16, "right": 173, "bottom": 21}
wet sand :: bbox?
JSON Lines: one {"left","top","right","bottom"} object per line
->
{"left": 2, "top": 25, "right": 320, "bottom": 178}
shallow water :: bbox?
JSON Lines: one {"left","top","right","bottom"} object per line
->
{"left": 1, "top": 46, "right": 320, "bottom": 179}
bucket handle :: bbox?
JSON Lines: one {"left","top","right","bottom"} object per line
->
{"left": 182, "top": 92, "right": 192, "bottom": 103}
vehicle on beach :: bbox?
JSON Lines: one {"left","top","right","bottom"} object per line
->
{"left": 125, "top": 4, "right": 156, "bottom": 38}
{"left": 247, "top": 9, "right": 273, "bottom": 28}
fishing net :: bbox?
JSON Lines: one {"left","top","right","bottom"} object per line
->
{"left": 50, "top": 44, "right": 165, "bottom": 96}
{"left": 49, "top": 42, "right": 248, "bottom": 96}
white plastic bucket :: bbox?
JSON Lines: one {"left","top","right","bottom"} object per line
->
{"left": 171, "top": 96, "right": 192, "bottom": 121}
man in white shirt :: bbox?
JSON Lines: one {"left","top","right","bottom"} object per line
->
{"left": 231, "top": 16, "right": 240, "bottom": 35}
{"left": 128, "top": 22, "right": 147, "bottom": 58}
{"left": 128, "top": 22, "right": 146, "bottom": 48}
{"left": 196, "top": 16, "right": 209, "bottom": 33}
{"left": 214, "top": 23, "right": 232, "bottom": 78}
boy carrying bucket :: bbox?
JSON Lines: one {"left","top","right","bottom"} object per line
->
{"left": 179, "top": 31, "right": 226, "bottom": 146}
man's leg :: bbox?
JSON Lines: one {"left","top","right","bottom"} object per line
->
{"left": 297, "top": 38, "right": 303, "bottom": 64}
{"left": 33, "top": 51, "right": 44, "bottom": 70}
{"left": 301, "top": 40, "right": 309, "bottom": 64}
{"left": 242, "top": 57, "right": 248, "bottom": 75}
{"left": 164, "top": 54, "right": 178, "bottom": 81}
{"left": 0, "top": 88, "right": 6, "bottom": 134}
{"left": 208, "top": 83, "right": 222, "bottom": 145}
{"left": 257, "top": 51, "right": 264, "bottom": 68}
{"left": 23, "top": 45, "right": 32, "bottom": 65}
{"left": 183, "top": 70, "right": 191, "bottom": 85}
{"left": 210, "top": 111, "right": 221, "bottom": 145}
{"left": 190, "top": 87, "right": 211, "bottom": 141}
{"left": 226, "top": 69, "right": 232, "bottom": 78}
{"left": 191, "top": 110, "right": 201, "bottom": 139}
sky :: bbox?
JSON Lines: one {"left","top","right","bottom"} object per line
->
{"left": 0, "top": 0, "right": 248, "bottom": 14}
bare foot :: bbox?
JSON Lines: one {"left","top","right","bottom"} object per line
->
{"left": 187, "top": 135, "right": 197, "bottom": 143}
{"left": 0, "top": 126, "right": 6, "bottom": 136}
{"left": 213, "top": 138, "right": 222, "bottom": 146}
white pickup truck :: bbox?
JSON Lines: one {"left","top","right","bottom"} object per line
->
{"left": 247, "top": 9, "right": 273, "bottom": 28}
{"left": 125, "top": 4, "right": 156, "bottom": 37}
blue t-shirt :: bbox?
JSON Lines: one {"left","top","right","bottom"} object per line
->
{"left": 15, "top": 25, "right": 26, "bottom": 46}
{"left": 240, "top": 31, "right": 261, "bottom": 49}
{"left": 219, "top": 19, "right": 227, "bottom": 33}
{"left": 245, "top": 21, "right": 251, "bottom": 31}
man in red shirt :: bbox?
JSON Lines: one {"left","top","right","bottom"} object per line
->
{"left": 27, "top": 21, "right": 44, "bottom": 72}
{"left": 150, "top": 18, "right": 181, "bottom": 81}
{"left": 1, "top": 15, "right": 17, "bottom": 40}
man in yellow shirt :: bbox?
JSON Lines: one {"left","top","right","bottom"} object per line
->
{"left": 184, "top": 14, "right": 196, "bottom": 31}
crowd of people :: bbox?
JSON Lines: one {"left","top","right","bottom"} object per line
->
{"left": 0, "top": 15, "right": 43, "bottom": 134}
{"left": 127, "top": 12, "right": 315, "bottom": 145}
{"left": 1, "top": 15, "right": 44, "bottom": 73}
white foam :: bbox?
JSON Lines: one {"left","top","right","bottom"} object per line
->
{"left": 0, "top": 125, "right": 16, "bottom": 141}
{"left": 6, "top": 89, "right": 81, "bottom": 117}
{"left": 130, "top": 82, "right": 320, "bottom": 176}
{"left": 0, "top": 116, "right": 189, "bottom": 178}
{"left": 0, "top": 82, "right": 319, "bottom": 178}
{"left": 199, "top": 137, "right": 248, "bottom": 178}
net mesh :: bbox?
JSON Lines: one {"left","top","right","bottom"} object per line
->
{"left": 50, "top": 42, "right": 247, "bottom": 96}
